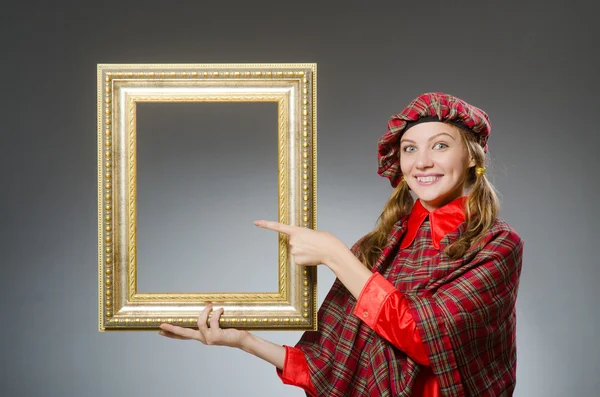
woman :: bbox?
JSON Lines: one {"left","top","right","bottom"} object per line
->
{"left": 159, "top": 92, "right": 524, "bottom": 397}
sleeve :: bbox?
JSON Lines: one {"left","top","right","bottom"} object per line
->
{"left": 275, "top": 345, "right": 317, "bottom": 397}
{"left": 353, "top": 272, "right": 431, "bottom": 365}
{"left": 404, "top": 226, "right": 523, "bottom": 397}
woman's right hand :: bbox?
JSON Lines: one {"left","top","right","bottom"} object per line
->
{"left": 159, "top": 303, "right": 250, "bottom": 349}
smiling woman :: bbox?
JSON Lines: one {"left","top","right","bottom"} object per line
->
{"left": 399, "top": 122, "right": 475, "bottom": 211}
{"left": 160, "top": 92, "right": 523, "bottom": 397}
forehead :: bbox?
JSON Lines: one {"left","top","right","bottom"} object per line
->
{"left": 401, "top": 122, "right": 460, "bottom": 141}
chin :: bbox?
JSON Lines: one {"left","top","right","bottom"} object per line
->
{"left": 411, "top": 186, "right": 454, "bottom": 207}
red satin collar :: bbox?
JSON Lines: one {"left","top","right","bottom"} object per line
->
{"left": 399, "top": 196, "right": 467, "bottom": 250}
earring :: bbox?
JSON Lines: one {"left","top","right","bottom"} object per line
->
{"left": 475, "top": 167, "right": 486, "bottom": 176}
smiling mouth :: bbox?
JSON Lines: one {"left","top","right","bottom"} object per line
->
{"left": 415, "top": 176, "right": 442, "bottom": 184}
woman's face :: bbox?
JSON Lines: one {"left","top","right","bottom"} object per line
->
{"left": 399, "top": 122, "right": 475, "bottom": 211}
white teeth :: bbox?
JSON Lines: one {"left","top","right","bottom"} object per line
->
{"left": 417, "top": 176, "right": 440, "bottom": 183}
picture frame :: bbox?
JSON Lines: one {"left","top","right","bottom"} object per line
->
{"left": 97, "top": 63, "right": 317, "bottom": 331}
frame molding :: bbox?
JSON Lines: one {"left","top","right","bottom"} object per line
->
{"left": 97, "top": 64, "right": 317, "bottom": 331}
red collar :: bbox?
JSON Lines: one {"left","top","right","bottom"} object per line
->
{"left": 399, "top": 196, "right": 467, "bottom": 250}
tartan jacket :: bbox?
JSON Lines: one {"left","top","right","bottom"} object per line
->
{"left": 292, "top": 200, "right": 523, "bottom": 396}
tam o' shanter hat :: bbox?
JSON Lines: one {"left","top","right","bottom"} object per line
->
{"left": 377, "top": 92, "right": 491, "bottom": 187}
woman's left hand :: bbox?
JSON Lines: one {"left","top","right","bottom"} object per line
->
{"left": 254, "top": 220, "right": 348, "bottom": 267}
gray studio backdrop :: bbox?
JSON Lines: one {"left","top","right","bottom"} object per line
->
{"left": 2, "top": 1, "right": 598, "bottom": 396}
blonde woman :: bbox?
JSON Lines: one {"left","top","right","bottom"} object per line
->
{"left": 160, "top": 93, "right": 523, "bottom": 397}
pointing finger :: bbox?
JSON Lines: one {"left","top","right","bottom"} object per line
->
{"left": 254, "top": 220, "right": 295, "bottom": 235}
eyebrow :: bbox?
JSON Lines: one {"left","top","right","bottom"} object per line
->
{"left": 400, "top": 132, "right": 456, "bottom": 144}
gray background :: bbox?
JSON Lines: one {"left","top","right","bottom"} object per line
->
{"left": 2, "top": 0, "right": 598, "bottom": 396}
{"left": 135, "top": 102, "right": 281, "bottom": 293}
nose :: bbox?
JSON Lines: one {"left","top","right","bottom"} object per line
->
{"left": 415, "top": 149, "right": 434, "bottom": 169}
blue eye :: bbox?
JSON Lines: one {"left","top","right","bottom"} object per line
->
{"left": 402, "top": 145, "right": 417, "bottom": 153}
{"left": 433, "top": 142, "right": 448, "bottom": 150}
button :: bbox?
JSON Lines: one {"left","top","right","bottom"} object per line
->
{"left": 363, "top": 311, "right": 369, "bottom": 317}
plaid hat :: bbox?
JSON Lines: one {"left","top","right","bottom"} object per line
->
{"left": 377, "top": 92, "right": 491, "bottom": 187}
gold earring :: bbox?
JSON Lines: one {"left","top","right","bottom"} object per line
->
{"left": 475, "top": 167, "right": 486, "bottom": 176}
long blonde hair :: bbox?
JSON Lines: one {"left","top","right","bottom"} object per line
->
{"left": 356, "top": 127, "right": 499, "bottom": 268}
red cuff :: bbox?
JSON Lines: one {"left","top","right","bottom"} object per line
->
{"left": 354, "top": 272, "right": 398, "bottom": 327}
{"left": 354, "top": 273, "right": 430, "bottom": 365}
{"left": 276, "top": 345, "right": 317, "bottom": 396}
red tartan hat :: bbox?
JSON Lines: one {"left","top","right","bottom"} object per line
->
{"left": 377, "top": 92, "right": 491, "bottom": 187}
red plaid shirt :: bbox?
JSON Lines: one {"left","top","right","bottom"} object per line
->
{"left": 277, "top": 197, "right": 523, "bottom": 396}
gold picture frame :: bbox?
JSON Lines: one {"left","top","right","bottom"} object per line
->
{"left": 97, "top": 63, "right": 317, "bottom": 331}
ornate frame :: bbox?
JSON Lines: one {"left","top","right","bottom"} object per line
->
{"left": 97, "top": 64, "right": 317, "bottom": 331}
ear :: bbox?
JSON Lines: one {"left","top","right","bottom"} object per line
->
{"left": 468, "top": 158, "right": 476, "bottom": 168}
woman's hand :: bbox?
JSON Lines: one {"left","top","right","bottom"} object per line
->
{"left": 255, "top": 220, "right": 373, "bottom": 299}
{"left": 253, "top": 220, "right": 349, "bottom": 267}
{"left": 159, "top": 303, "right": 249, "bottom": 348}
{"left": 159, "top": 303, "right": 287, "bottom": 370}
